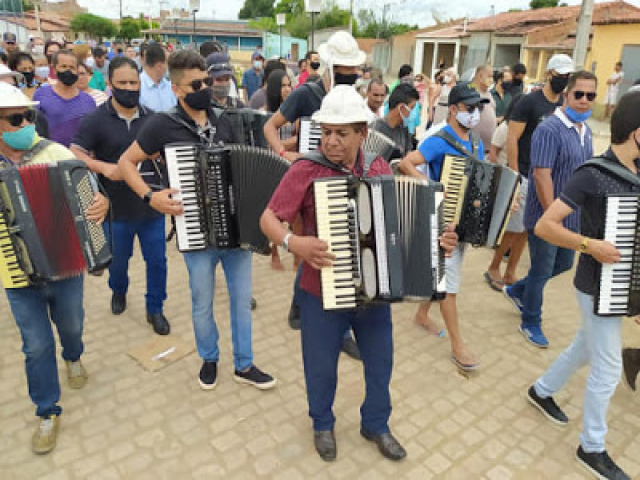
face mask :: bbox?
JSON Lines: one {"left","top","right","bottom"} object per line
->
{"left": 32, "top": 45, "right": 44, "bottom": 55}
{"left": 512, "top": 78, "right": 523, "bottom": 87}
{"left": 35, "top": 66, "right": 49, "bottom": 79}
{"left": 564, "top": 106, "right": 592, "bottom": 123}
{"left": 399, "top": 104, "right": 411, "bottom": 128}
{"left": 2, "top": 124, "right": 36, "bottom": 151}
{"left": 502, "top": 81, "right": 512, "bottom": 90}
{"left": 85, "top": 56, "right": 95, "bottom": 68}
{"left": 334, "top": 72, "right": 359, "bottom": 86}
{"left": 549, "top": 75, "right": 568, "bottom": 94}
{"left": 456, "top": 108, "right": 480, "bottom": 129}
{"left": 21, "top": 71, "right": 35, "bottom": 85}
{"left": 112, "top": 86, "right": 140, "bottom": 108}
{"left": 183, "top": 87, "right": 212, "bottom": 110}
{"left": 253, "top": 60, "right": 262, "bottom": 70}
{"left": 212, "top": 83, "right": 230, "bottom": 99}
{"left": 57, "top": 69, "right": 78, "bottom": 86}
{"left": 310, "top": 61, "right": 320, "bottom": 70}
{"left": 443, "top": 75, "right": 452, "bottom": 84}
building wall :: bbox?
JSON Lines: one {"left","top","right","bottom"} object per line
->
{"left": 389, "top": 33, "right": 415, "bottom": 77}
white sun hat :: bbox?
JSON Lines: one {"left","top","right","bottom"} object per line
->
{"left": 547, "top": 54, "right": 575, "bottom": 74}
{"left": 0, "top": 64, "right": 23, "bottom": 83}
{"left": 318, "top": 31, "right": 366, "bottom": 67}
{"left": 0, "top": 82, "right": 39, "bottom": 108}
{"left": 312, "top": 85, "right": 371, "bottom": 125}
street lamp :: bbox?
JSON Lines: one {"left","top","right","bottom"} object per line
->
{"left": 306, "top": 0, "right": 322, "bottom": 50}
{"left": 192, "top": 9, "right": 198, "bottom": 49}
{"left": 276, "top": 13, "right": 286, "bottom": 59}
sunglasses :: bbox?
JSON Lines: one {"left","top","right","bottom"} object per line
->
{"left": 573, "top": 90, "right": 596, "bottom": 101}
{"left": 459, "top": 104, "right": 483, "bottom": 113}
{"left": 182, "top": 77, "right": 214, "bottom": 91}
{"left": 0, "top": 109, "right": 36, "bottom": 127}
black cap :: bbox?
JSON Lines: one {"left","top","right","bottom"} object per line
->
{"left": 206, "top": 52, "right": 232, "bottom": 78}
{"left": 3, "top": 32, "right": 17, "bottom": 43}
{"left": 448, "top": 83, "right": 490, "bottom": 106}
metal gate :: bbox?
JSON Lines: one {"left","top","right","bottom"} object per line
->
{"left": 620, "top": 44, "right": 640, "bottom": 97}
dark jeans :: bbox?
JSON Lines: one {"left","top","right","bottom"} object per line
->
{"left": 509, "top": 231, "right": 575, "bottom": 326}
{"left": 298, "top": 290, "right": 393, "bottom": 433}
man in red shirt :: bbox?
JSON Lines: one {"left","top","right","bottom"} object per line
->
{"left": 296, "top": 50, "right": 319, "bottom": 87}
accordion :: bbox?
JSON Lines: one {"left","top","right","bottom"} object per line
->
{"left": 363, "top": 130, "right": 397, "bottom": 162}
{"left": 164, "top": 143, "right": 289, "bottom": 254}
{"left": 0, "top": 160, "right": 111, "bottom": 289}
{"left": 440, "top": 155, "right": 520, "bottom": 247}
{"left": 314, "top": 175, "right": 446, "bottom": 310}
{"left": 298, "top": 117, "right": 322, "bottom": 154}
{"left": 223, "top": 108, "right": 272, "bottom": 148}
{"left": 595, "top": 193, "right": 640, "bottom": 316}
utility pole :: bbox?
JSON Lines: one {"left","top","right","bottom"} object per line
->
{"left": 349, "top": 0, "right": 353, "bottom": 34}
{"left": 573, "top": 0, "right": 594, "bottom": 70}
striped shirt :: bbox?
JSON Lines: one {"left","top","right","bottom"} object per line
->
{"left": 523, "top": 108, "right": 593, "bottom": 231}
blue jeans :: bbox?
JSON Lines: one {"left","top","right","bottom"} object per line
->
{"left": 5, "top": 275, "right": 84, "bottom": 417}
{"left": 104, "top": 216, "right": 167, "bottom": 314}
{"left": 182, "top": 247, "right": 253, "bottom": 371}
{"left": 509, "top": 231, "right": 575, "bottom": 326}
{"left": 535, "top": 290, "right": 622, "bottom": 452}
{"left": 298, "top": 290, "right": 393, "bottom": 433}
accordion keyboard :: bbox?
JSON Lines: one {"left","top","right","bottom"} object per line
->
{"left": 440, "top": 155, "right": 467, "bottom": 225}
{"left": 298, "top": 118, "right": 322, "bottom": 154}
{"left": 0, "top": 198, "right": 30, "bottom": 288}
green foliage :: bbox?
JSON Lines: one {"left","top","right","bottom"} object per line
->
{"left": 316, "top": 4, "right": 350, "bottom": 30}
{"left": 248, "top": 17, "right": 278, "bottom": 34}
{"left": 354, "top": 8, "right": 416, "bottom": 39}
{"left": 274, "top": 0, "right": 305, "bottom": 18}
{"left": 118, "top": 17, "right": 140, "bottom": 41}
{"left": 70, "top": 13, "right": 117, "bottom": 40}
{"left": 285, "top": 13, "right": 312, "bottom": 39}
{"left": 530, "top": 0, "right": 559, "bottom": 9}
{"left": 238, "top": 0, "right": 274, "bottom": 19}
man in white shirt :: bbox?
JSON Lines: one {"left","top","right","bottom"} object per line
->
{"left": 139, "top": 43, "right": 176, "bottom": 112}
{"left": 605, "top": 61, "right": 624, "bottom": 118}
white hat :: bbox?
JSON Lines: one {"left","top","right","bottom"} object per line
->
{"left": 0, "top": 64, "right": 23, "bottom": 82}
{"left": 0, "top": 82, "right": 39, "bottom": 108}
{"left": 318, "top": 31, "right": 366, "bottom": 67}
{"left": 312, "top": 85, "right": 371, "bottom": 125}
{"left": 547, "top": 54, "right": 575, "bottom": 74}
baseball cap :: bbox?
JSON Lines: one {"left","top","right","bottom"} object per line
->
{"left": 312, "top": 85, "right": 371, "bottom": 125}
{"left": 251, "top": 50, "right": 264, "bottom": 60}
{"left": 448, "top": 83, "right": 490, "bottom": 106}
{"left": 318, "top": 31, "right": 366, "bottom": 67}
{"left": 547, "top": 54, "right": 575, "bottom": 75}
{"left": 3, "top": 32, "right": 17, "bottom": 43}
{"left": 0, "top": 82, "right": 39, "bottom": 108}
{"left": 206, "top": 52, "right": 233, "bottom": 78}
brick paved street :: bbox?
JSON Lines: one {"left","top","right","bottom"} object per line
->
{"left": 2, "top": 127, "right": 639, "bottom": 479}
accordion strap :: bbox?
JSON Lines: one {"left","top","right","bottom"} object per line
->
{"left": 433, "top": 128, "right": 481, "bottom": 161}
{"left": 579, "top": 155, "right": 640, "bottom": 187}
{"left": 162, "top": 108, "right": 217, "bottom": 146}
{"left": 298, "top": 150, "right": 378, "bottom": 177}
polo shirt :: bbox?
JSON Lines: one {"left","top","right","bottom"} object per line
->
{"left": 241, "top": 68, "right": 262, "bottom": 101}
{"left": 523, "top": 108, "right": 593, "bottom": 232}
{"left": 139, "top": 70, "right": 176, "bottom": 112}
{"left": 72, "top": 98, "right": 160, "bottom": 221}
{"left": 371, "top": 118, "right": 413, "bottom": 160}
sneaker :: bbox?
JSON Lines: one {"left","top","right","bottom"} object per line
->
{"left": 198, "top": 361, "right": 218, "bottom": 390}
{"left": 576, "top": 445, "right": 630, "bottom": 480}
{"left": 32, "top": 415, "right": 60, "bottom": 454}
{"left": 503, "top": 285, "right": 523, "bottom": 314}
{"left": 527, "top": 385, "right": 568, "bottom": 426}
{"left": 520, "top": 324, "right": 549, "bottom": 348}
{"left": 233, "top": 365, "right": 277, "bottom": 390}
{"left": 65, "top": 360, "right": 88, "bottom": 389}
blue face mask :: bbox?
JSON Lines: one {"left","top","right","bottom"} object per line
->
{"left": 565, "top": 106, "right": 592, "bottom": 123}
{"left": 2, "top": 124, "right": 36, "bottom": 151}
{"left": 399, "top": 104, "right": 412, "bottom": 128}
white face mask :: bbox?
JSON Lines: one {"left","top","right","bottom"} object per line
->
{"left": 35, "top": 66, "right": 49, "bottom": 79}
{"left": 85, "top": 56, "right": 95, "bottom": 68}
{"left": 456, "top": 108, "right": 480, "bottom": 129}
{"left": 443, "top": 75, "right": 452, "bottom": 84}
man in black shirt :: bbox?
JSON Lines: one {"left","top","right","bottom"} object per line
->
{"left": 371, "top": 83, "right": 418, "bottom": 160}
{"left": 206, "top": 51, "right": 244, "bottom": 109}
{"left": 118, "top": 50, "right": 276, "bottom": 391}
{"left": 525, "top": 90, "right": 640, "bottom": 480}
{"left": 71, "top": 56, "right": 170, "bottom": 335}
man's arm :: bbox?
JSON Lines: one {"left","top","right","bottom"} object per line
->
{"left": 264, "top": 111, "right": 300, "bottom": 162}
{"left": 398, "top": 150, "right": 429, "bottom": 179}
{"left": 532, "top": 167, "right": 554, "bottom": 211}
{"left": 69, "top": 145, "right": 121, "bottom": 180}
{"left": 506, "top": 120, "right": 525, "bottom": 172}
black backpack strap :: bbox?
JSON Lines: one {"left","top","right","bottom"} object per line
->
{"left": 578, "top": 156, "right": 640, "bottom": 187}
{"left": 433, "top": 129, "right": 480, "bottom": 161}
{"left": 303, "top": 79, "right": 326, "bottom": 104}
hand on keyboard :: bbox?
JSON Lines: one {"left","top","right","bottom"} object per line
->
{"left": 439, "top": 223, "right": 459, "bottom": 257}
{"left": 149, "top": 188, "right": 183, "bottom": 216}
{"left": 588, "top": 239, "right": 621, "bottom": 264}
{"left": 85, "top": 192, "right": 109, "bottom": 224}
{"left": 290, "top": 235, "right": 335, "bottom": 270}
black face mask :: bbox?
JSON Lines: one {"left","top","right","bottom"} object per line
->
{"left": 112, "top": 86, "right": 140, "bottom": 108}
{"left": 310, "top": 61, "right": 320, "bottom": 70}
{"left": 183, "top": 87, "right": 212, "bottom": 110}
{"left": 22, "top": 71, "right": 35, "bottom": 85}
{"left": 549, "top": 75, "right": 569, "bottom": 94}
{"left": 334, "top": 72, "right": 358, "bottom": 86}
{"left": 512, "top": 78, "right": 523, "bottom": 87}
{"left": 57, "top": 69, "right": 78, "bottom": 86}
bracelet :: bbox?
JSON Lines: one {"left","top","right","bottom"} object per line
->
{"left": 279, "top": 149, "right": 286, "bottom": 157}
{"left": 142, "top": 189, "right": 153, "bottom": 205}
{"left": 579, "top": 237, "right": 589, "bottom": 253}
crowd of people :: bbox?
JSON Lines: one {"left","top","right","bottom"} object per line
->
{"left": 1, "top": 29, "right": 640, "bottom": 479}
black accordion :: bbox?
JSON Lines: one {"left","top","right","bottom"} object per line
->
{"left": 0, "top": 160, "right": 111, "bottom": 288}
{"left": 440, "top": 155, "right": 520, "bottom": 247}
{"left": 223, "top": 108, "right": 272, "bottom": 148}
{"left": 164, "top": 143, "right": 289, "bottom": 254}
{"left": 595, "top": 193, "right": 640, "bottom": 316}
{"left": 314, "top": 175, "right": 446, "bottom": 310}
{"left": 363, "top": 130, "right": 397, "bottom": 162}
{"left": 298, "top": 116, "right": 322, "bottom": 154}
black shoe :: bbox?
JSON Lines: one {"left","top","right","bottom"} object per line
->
{"left": 251, "top": 297, "right": 257, "bottom": 310}
{"left": 360, "top": 429, "right": 406, "bottom": 461}
{"left": 576, "top": 445, "right": 630, "bottom": 480}
{"left": 233, "top": 365, "right": 277, "bottom": 390}
{"left": 622, "top": 348, "right": 640, "bottom": 391}
{"left": 314, "top": 430, "right": 336, "bottom": 461}
{"left": 341, "top": 336, "right": 361, "bottom": 361}
{"left": 198, "top": 361, "right": 217, "bottom": 390}
{"left": 527, "top": 385, "right": 568, "bottom": 426}
{"left": 146, "top": 313, "right": 170, "bottom": 335}
{"left": 288, "top": 303, "right": 300, "bottom": 330}
{"left": 111, "top": 293, "right": 126, "bottom": 315}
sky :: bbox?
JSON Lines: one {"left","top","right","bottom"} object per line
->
{"left": 76, "top": 0, "right": 640, "bottom": 27}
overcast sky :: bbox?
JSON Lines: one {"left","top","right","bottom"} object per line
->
{"left": 77, "top": 0, "right": 640, "bottom": 28}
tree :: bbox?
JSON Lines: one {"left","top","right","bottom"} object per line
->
{"left": 70, "top": 13, "right": 117, "bottom": 41}
{"left": 238, "top": 0, "right": 274, "bottom": 19}
{"left": 248, "top": 17, "right": 278, "bottom": 34}
{"left": 274, "top": 0, "right": 305, "bottom": 19}
{"left": 530, "top": 0, "right": 561, "bottom": 8}
{"left": 355, "top": 8, "right": 416, "bottom": 39}
{"left": 118, "top": 17, "right": 140, "bottom": 41}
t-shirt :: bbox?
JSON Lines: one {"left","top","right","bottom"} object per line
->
{"left": 491, "top": 88, "right": 513, "bottom": 119}
{"left": 249, "top": 88, "right": 267, "bottom": 110}
{"left": 491, "top": 121, "right": 508, "bottom": 166}
{"left": 371, "top": 118, "right": 413, "bottom": 159}
{"left": 33, "top": 85, "right": 96, "bottom": 147}
{"left": 241, "top": 68, "right": 262, "bottom": 101}
{"left": 509, "top": 88, "right": 562, "bottom": 178}
{"left": 279, "top": 79, "right": 326, "bottom": 124}
{"left": 268, "top": 151, "right": 392, "bottom": 298}
{"left": 472, "top": 89, "right": 496, "bottom": 153}
{"left": 560, "top": 149, "right": 640, "bottom": 296}
{"left": 416, "top": 124, "right": 484, "bottom": 181}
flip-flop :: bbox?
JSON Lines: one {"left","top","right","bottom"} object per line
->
{"left": 451, "top": 354, "right": 480, "bottom": 372}
{"left": 484, "top": 271, "right": 504, "bottom": 292}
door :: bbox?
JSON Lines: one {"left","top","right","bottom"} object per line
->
{"left": 620, "top": 44, "right": 640, "bottom": 97}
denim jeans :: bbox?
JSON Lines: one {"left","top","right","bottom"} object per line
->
{"left": 509, "top": 231, "right": 575, "bottom": 325}
{"left": 5, "top": 275, "right": 84, "bottom": 417}
{"left": 298, "top": 290, "right": 393, "bottom": 433}
{"left": 182, "top": 247, "right": 253, "bottom": 371}
{"left": 535, "top": 290, "right": 622, "bottom": 453}
{"left": 104, "top": 216, "right": 167, "bottom": 314}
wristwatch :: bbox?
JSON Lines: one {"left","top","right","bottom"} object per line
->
{"left": 579, "top": 237, "right": 589, "bottom": 253}
{"left": 281, "top": 232, "right": 293, "bottom": 252}
{"left": 142, "top": 189, "right": 153, "bottom": 205}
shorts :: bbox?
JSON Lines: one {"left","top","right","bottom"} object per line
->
{"left": 605, "top": 88, "right": 619, "bottom": 106}
{"left": 505, "top": 176, "right": 528, "bottom": 233}
{"left": 445, "top": 243, "right": 467, "bottom": 294}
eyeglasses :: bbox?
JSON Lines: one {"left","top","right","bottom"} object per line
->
{"left": 0, "top": 110, "right": 36, "bottom": 127}
{"left": 182, "top": 77, "right": 214, "bottom": 91}
{"left": 573, "top": 90, "right": 596, "bottom": 101}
